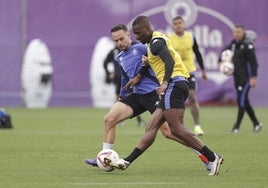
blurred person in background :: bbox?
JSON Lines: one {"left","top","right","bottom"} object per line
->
{"left": 169, "top": 16, "right": 207, "bottom": 136}
{"left": 219, "top": 24, "right": 262, "bottom": 133}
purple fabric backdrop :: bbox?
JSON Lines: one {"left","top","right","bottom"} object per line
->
{"left": 0, "top": 0, "right": 267, "bottom": 107}
{"left": 0, "top": 0, "right": 22, "bottom": 106}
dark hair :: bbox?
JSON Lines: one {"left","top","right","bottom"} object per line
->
{"left": 234, "top": 24, "right": 244, "bottom": 29}
{"left": 132, "top": 15, "right": 150, "bottom": 27}
{"left": 110, "top": 24, "right": 128, "bottom": 33}
{"left": 172, "top": 16, "right": 184, "bottom": 22}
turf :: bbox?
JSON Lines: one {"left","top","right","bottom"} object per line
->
{"left": 0, "top": 106, "right": 267, "bottom": 188}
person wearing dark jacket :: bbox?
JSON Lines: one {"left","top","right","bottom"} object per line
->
{"left": 219, "top": 24, "right": 262, "bottom": 133}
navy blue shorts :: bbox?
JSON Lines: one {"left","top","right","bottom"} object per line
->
{"left": 158, "top": 77, "right": 189, "bottom": 110}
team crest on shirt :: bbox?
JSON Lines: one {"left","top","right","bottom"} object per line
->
{"left": 132, "top": 48, "right": 138, "bottom": 56}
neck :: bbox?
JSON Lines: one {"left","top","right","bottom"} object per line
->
{"left": 176, "top": 31, "right": 184, "bottom": 36}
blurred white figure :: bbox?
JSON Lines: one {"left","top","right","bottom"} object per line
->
{"left": 21, "top": 39, "right": 53, "bottom": 108}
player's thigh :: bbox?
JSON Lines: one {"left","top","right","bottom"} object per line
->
{"left": 164, "top": 109, "right": 185, "bottom": 130}
{"left": 105, "top": 102, "right": 133, "bottom": 121}
{"left": 146, "top": 109, "right": 165, "bottom": 131}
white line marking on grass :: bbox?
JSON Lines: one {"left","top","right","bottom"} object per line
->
{"left": 70, "top": 182, "right": 183, "bottom": 186}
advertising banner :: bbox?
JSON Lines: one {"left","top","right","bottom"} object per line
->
{"left": 0, "top": 0, "right": 267, "bottom": 107}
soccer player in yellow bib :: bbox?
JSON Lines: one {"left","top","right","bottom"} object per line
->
{"left": 104, "top": 15, "right": 223, "bottom": 176}
{"left": 169, "top": 16, "right": 207, "bottom": 136}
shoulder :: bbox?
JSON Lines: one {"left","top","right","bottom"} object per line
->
{"left": 133, "top": 42, "right": 146, "bottom": 48}
{"left": 185, "top": 31, "right": 193, "bottom": 36}
{"left": 150, "top": 38, "right": 166, "bottom": 49}
{"left": 169, "top": 32, "right": 176, "bottom": 38}
{"left": 132, "top": 42, "right": 147, "bottom": 54}
{"left": 116, "top": 51, "right": 124, "bottom": 60}
{"left": 149, "top": 38, "right": 167, "bottom": 55}
{"left": 241, "top": 40, "right": 255, "bottom": 50}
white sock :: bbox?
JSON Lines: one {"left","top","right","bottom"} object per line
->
{"left": 103, "top": 143, "right": 113, "bottom": 150}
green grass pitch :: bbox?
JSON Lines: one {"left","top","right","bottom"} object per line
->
{"left": 0, "top": 106, "right": 267, "bottom": 188}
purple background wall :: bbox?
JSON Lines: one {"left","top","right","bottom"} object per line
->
{"left": 0, "top": 0, "right": 267, "bottom": 107}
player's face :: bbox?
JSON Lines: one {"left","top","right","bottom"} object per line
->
{"left": 233, "top": 27, "right": 245, "bottom": 42}
{"left": 112, "top": 30, "right": 131, "bottom": 51}
{"left": 172, "top": 19, "right": 184, "bottom": 35}
{"left": 132, "top": 24, "right": 151, "bottom": 44}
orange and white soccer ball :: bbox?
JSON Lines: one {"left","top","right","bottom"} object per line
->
{"left": 96, "top": 149, "right": 119, "bottom": 172}
{"left": 219, "top": 61, "right": 234, "bottom": 76}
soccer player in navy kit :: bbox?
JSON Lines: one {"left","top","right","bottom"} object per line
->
{"left": 85, "top": 24, "right": 210, "bottom": 169}
{"left": 104, "top": 16, "right": 223, "bottom": 176}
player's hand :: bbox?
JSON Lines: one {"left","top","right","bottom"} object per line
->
{"left": 250, "top": 77, "right": 257, "bottom": 88}
{"left": 123, "top": 74, "right": 142, "bottom": 89}
{"left": 142, "top": 55, "right": 149, "bottom": 66}
{"left": 201, "top": 70, "right": 207, "bottom": 81}
{"left": 109, "top": 73, "right": 115, "bottom": 80}
{"left": 156, "top": 81, "right": 168, "bottom": 98}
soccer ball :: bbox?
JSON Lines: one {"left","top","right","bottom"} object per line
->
{"left": 219, "top": 61, "right": 234, "bottom": 76}
{"left": 96, "top": 149, "right": 119, "bottom": 172}
{"left": 221, "top": 49, "right": 233, "bottom": 62}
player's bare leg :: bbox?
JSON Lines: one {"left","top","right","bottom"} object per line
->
{"left": 103, "top": 102, "right": 133, "bottom": 146}
{"left": 84, "top": 102, "right": 133, "bottom": 167}
{"left": 188, "top": 89, "right": 204, "bottom": 136}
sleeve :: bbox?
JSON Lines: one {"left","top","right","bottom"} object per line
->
{"left": 137, "top": 44, "right": 149, "bottom": 75}
{"left": 192, "top": 36, "right": 204, "bottom": 70}
{"left": 247, "top": 43, "right": 258, "bottom": 77}
{"left": 140, "top": 43, "right": 147, "bottom": 55}
{"left": 150, "top": 38, "right": 174, "bottom": 83}
{"left": 119, "top": 66, "right": 129, "bottom": 98}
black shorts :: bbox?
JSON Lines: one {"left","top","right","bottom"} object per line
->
{"left": 119, "top": 90, "right": 159, "bottom": 117}
{"left": 187, "top": 73, "right": 197, "bottom": 90}
{"left": 158, "top": 80, "right": 189, "bottom": 110}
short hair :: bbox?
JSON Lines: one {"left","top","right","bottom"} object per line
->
{"left": 234, "top": 24, "right": 244, "bottom": 29}
{"left": 110, "top": 24, "right": 128, "bottom": 33}
{"left": 172, "top": 16, "right": 184, "bottom": 22}
{"left": 132, "top": 15, "right": 150, "bottom": 27}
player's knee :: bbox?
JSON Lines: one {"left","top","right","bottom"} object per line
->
{"left": 104, "top": 114, "right": 117, "bottom": 127}
{"left": 189, "top": 95, "right": 197, "bottom": 103}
